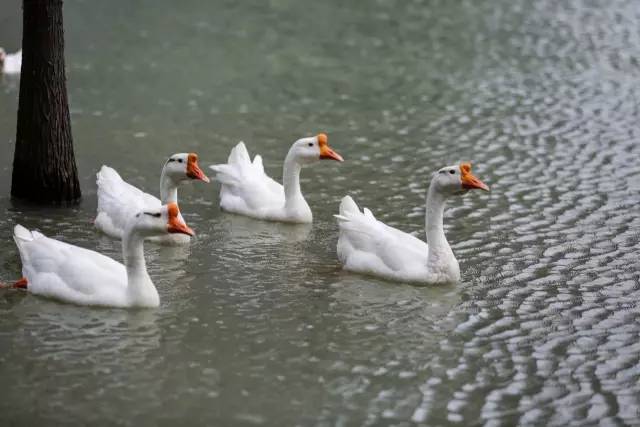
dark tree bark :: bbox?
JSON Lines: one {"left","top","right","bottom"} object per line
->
{"left": 11, "top": 0, "right": 81, "bottom": 203}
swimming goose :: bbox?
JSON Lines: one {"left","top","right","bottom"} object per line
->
{"left": 95, "top": 153, "right": 209, "bottom": 244}
{"left": 335, "top": 163, "right": 489, "bottom": 284}
{"left": 0, "top": 48, "right": 21, "bottom": 74}
{"left": 209, "top": 134, "right": 343, "bottom": 223}
{"left": 10, "top": 203, "right": 194, "bottom": 308}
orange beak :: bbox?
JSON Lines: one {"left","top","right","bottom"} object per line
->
{"left": 166, "top": 203, "right": 195, "bottom": 236}
{"left": 186, "top": 153, "right": 210, "bottom": 183}
{"left": 460, "top": 162, "right": 490, "bottom": 192}
{"left": 317, "top": 133, "right": 344, "bottom": 162}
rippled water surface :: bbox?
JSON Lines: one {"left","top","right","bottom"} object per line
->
{"left": 1, "top": 0, "right": 640, "bottom": 425}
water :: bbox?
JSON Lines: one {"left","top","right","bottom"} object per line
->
{"left": 1, "top": 0, "right": 640, "bottom": 425}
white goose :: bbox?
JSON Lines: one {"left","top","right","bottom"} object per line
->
{"left": 9, "top": 203, "right": 194, "bottom": 308}
{"left": 95, "top": 152, "right": 209, "bottom": 244}
{"left": 0, "top": 48, "right": 21, "bottom": 74}
{"left": 209, "top": 134, "right": 343, "bottom": 223}
{"left": 335, "top": 163, "right": 489, "bottom": 284}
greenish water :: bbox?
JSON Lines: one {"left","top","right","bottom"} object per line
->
{"left": 1, "top": 0, "right": 640, "bottom": 425}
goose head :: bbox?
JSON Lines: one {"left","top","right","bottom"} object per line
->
{"left": 133, "top": 202, "right": 194, "bottom": 237}
{"left": 290, "top": 133, "right": 344, "bottom": 164}
{"left": 164, "top": 153, "right": 210, "bottom": 183}
{"left": 433, "top": 162, "right": 489, "bottom": 196}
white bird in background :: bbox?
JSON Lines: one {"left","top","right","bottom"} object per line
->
{"left": 0, "top": 48, "right": 22, "bottom": 74}
{"left": 9, "top": 203, "right": 194, "bottom": 308}
{"left": 335, "top": 162, "right": 489, "bottom": 284}
{"left": 95, "top": 153, "right": 209, "bottom": 244}
{"left": 209, "top": 134, "right": 343, "bottom": 223}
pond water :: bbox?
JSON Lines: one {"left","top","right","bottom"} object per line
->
{"left": 1, "top": 0, "right": 640, "bottom": 425}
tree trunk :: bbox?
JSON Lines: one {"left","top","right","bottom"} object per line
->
{"left": 11, "top": 0, "right": 81, "bottom": 203}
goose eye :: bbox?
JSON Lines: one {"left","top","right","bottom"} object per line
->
{"left": 308, "top": 142, "right": 313, "bottom": 147}
{"left": 178, "top": 158, "right": 183, "bottom": 163}
{"left": 449, "top": 170, "right": 455, "bottom": 174}
{"left": 153, "top": 213, "right": 161, "bottom": 218}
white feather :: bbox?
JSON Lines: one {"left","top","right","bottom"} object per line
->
{"left": 336, "top": 196, "right": 432, "bottom": 283}
{"left": 95, "top": 165, "right": 189, "bottom": 245}
{"left": 209, "top": 142, "right": 289, "bottom": 220}
{"left": 12, "top": 225, "right": 138, "bottom": 307}
{"left": 2, "top": 49, "right": 21, "bottom": 74}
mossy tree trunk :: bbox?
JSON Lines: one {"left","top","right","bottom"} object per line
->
{"left": 11, "top": 0, "right": 81, "bottom": 203}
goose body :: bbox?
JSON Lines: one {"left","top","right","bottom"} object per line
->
{"left": 336, "top": 163, "right": 489, "bottom": 284}
{"left": 0, "top": 48, "right": 21, "bottom": 74}
{"left": 95, "top": 153, "right": 208, "bottom": 244}
{"left": 209, "top": 134, "right": 343, "bottom": 223}
{"left": 12, "top": 203, "right": 194, "bottom": 308}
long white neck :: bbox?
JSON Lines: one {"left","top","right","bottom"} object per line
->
{"left": 282, "top": 151, "right": 308, "bottom": 212}
{"left": 122, "top": 227, "right": 159, "bottom": 306}
{"left": 159, "top": 169, "right": 178, "bottom": 204}
{"left": 425, "top": 181, "right": 451, "bottom": 263}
